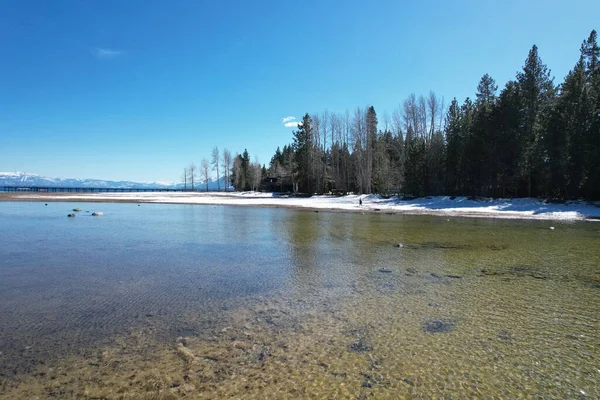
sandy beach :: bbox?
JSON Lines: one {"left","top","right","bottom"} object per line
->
{"left": 2, "top": 191, "right": 599, "bottom": 221}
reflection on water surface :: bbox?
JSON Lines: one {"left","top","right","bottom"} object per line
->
{"left": 0, "top": 201, "right": 598, "bottom": 398}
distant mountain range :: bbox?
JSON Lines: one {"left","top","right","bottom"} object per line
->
{"left": 0, "top": 171, "right": 232, "bottom": 191}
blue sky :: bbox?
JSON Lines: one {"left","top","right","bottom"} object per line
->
{"left": 1, "top": 0, "right": 599, "bottom": 183}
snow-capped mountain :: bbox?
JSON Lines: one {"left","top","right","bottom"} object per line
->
{"left": 0, "top": 171, "right": 232, "bottom": 190}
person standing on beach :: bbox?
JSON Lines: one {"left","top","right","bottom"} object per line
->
{"left": 359, "top": 197, "right": 362, "bottom": 206}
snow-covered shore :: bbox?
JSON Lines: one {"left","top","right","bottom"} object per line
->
{"left": 2, "top": 191, "right": 600, "bottom": 221}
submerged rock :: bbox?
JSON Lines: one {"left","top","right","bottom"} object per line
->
{"left": 497, "top": 330, "right": 514, "bottom": 341}
{"left": 176, "top": 341, "right": 195, "bottom": 364}
{"left": 378, "top": 267, "right": 392, "bottom": 273}
{"left": 422, "top": 319, "right": 454, "bottom": 333}
{"left": 394, "top": 243, "right": 404, "bottom": 248}
{"left": 91, "top": 212, "right": 104, "bottom": 216}
{"left": 67, "top": 213, "right": 75, "bottom": 218}
{"left": 585, "top": 276, "right": 600, "bottom": 290}
{"left": 419, "top": 242, "right": 470, "bottom": 250}
{"left": 72, "top": 208, "right": 81, "bottom": 212}
{"left": 480, "top": 266, "right": 549, "bottom": 280}
{"left": 348, "top": 337, "right": 372, "bottom": 352}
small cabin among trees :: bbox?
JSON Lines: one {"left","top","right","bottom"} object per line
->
{"left": 260, "top": 175, "right": 294, "bottom": 193}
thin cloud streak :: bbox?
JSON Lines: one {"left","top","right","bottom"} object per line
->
{"left": 91, "top": 47, "right": 123, "bottom": 59}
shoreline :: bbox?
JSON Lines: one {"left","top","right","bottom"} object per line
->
{"left": 1, "top": 192, "right": 599, "bottom": 221}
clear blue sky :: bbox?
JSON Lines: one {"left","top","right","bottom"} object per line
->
{"left": 1, "top": 0, "right": 598, "bottom": 183}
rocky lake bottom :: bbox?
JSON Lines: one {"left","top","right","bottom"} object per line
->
{"left": 0, "top": 201, "right": 598, "bottom": 399}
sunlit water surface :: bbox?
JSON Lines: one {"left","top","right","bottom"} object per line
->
{"left": 0, "top": 201, "right": 599, "bottom": 399}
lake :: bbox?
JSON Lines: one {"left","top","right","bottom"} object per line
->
{"left": 0, "top": 201, "right": 599, "bottom": 399}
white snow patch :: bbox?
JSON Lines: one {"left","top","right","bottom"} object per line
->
{"left": 8, "top": 192, "right": 600, "bottom": 221}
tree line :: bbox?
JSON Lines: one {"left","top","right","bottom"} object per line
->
{"left": 231, "top": 30, "right": 599, "bottom": 200}
{"left": 182, "top": 147, "right": 233, "bottom": 191}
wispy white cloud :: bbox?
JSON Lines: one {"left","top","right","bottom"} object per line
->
{"left": 91, "top": 47, "right": 123, "bottom": 59}
{"left": 282, "top": 116, "right": 300, "bottom": 128}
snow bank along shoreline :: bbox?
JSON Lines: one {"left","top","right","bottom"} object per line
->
{"left": 2, "top": 192, "right": 599, "bottom": 221}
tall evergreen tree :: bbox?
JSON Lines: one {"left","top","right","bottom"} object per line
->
{"left": 493, "top": 81, "right": 522, "bottom": 197}
{"left": 427, "top": 131, "right": 446, "bottom": 195}
{"left": 547, "top": 59, "right": 587, "bottom": 198}
{"left": 516, "top": 45, "right": 556, "bottom": 197}
{"left": 292, "top": 114, "right": 314, "bottom": 193}
{"left": 365, "top": 106, "right": 378, "bottom": 194}
{"left": 470, "top": 74, "right": 498, "bottom": 196}
{"left": 444, "top": 98, "right": 463, "bottom": 194}
{"left": 404, "top": 133, "right": 426, "bottom": 196}
{"left": 241, "top": 149, "right": 251, "bottom": 191}
{"left": 581, "top": 30, "right": 600, "bottom": 198}
{"left": 459, "top": 98, "right": 475, "bottom": 194}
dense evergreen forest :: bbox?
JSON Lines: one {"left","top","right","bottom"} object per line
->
{"left": 230, "top": 30, "right": 600, "bottom": 200}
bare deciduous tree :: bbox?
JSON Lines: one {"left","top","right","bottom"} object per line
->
{"left": 352, "top": 107, "right": 367, "bottom": 193}
{"left": 427, "top": 91, "right": 440, "bottom": 140}
{"left": 211, "top": 146, "right": 220, "bottom": 191}
{"left": 250, "top": 160, "right": 262, "bottom": 191}
{"left": 187, "top": 163, "right": 197, "bottom": 191}
{"left": 221, "top": 148, "right": 232, "bottom": 192}
{"left": 201, "top": 158, "right": 210, "bottom": 192}
{"left": 231, "top": 153, "right": 241, "bottom": 191}
{"left": 321, "top": 110, "right": 330, "bottom": 193}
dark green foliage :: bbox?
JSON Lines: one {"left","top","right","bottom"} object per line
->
{"left": 292, "top": 114, "right": 314, "bottom": 193}
{"left": 516, "top": 45, "right": 556, "bottom": 197}
{"left": 404, "top": 135, "right": 426, "bottom": 196}
{"left": 445, "top": 98, "right": 463, "bottom": 194}
{"left": 493, "top": 81, "right": 521, "bottom": 197}
{"left": 581, "top": 30, "right": 600, "bottom": 198}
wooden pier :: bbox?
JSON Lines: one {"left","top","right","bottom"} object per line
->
{"left": 0, "top": 186, "right": 187, "bottom": 193}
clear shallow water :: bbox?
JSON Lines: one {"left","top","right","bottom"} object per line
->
{"left": 0, "top": 201, "right": 599, "bottom": 399}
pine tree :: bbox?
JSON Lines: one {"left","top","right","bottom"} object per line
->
{"left": 581, "top": 30, "right": 600, "bottom": 198}
{"left": 444, "top": 98, "right": 462, "bottom": 194}
{"left": 460, "top": 98, "right": 475, "bottom": 194}
{"left": 470, "top": 74, "right": 498, "bottom": 196}
{"left": 292, "top": 114, "right": 314, "bottom": 193}
{"left": 233, "top": 149, "right": 252, "bottom": 191}
{"left": 365, "top": 106, "right": 378, "bottom": 194}
{"left": 493, "top": 81, "right": 522, "bottom": 197}
{"left": 547, "top": 59, "right": 587, "bottom": 198}
{"left": 581, "top": 30, "right": 600, "bottom": 88}
{"left": 427, "top": 131, "right": 446, "bottom": 195}
{"left": 404, "top": 133, "right": 426, "bottom": 196}
{"left": 372, "top": 130, "right": 392, "bottom": 194}
{"left": 516, "top": 45, "right": 556, "bottom": 197}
